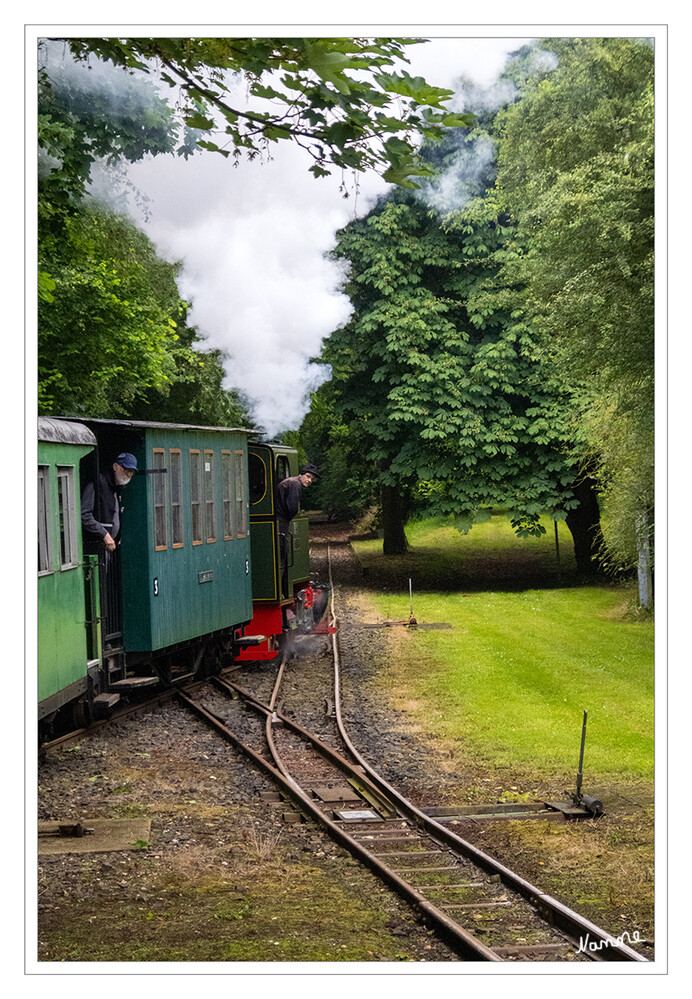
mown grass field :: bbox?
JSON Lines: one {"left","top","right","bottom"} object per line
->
{"left": 355, "top": 514, "right": 578, "bottom": 592}
{"left": 352, "top": 516, "right": 654, "bottom": 780}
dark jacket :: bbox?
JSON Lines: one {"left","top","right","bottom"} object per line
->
{"left": 275, "top": 476, "right": 303, "bottom": 533}
{"left": 81, "top": 469, "right": 121, "bottom": 552}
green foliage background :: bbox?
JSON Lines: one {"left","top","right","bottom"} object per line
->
{"left": 307, "top": 37, "right": 654, "bottom": 573}
{"left": 36, "top": 36, "right": 654, "bottom": 573}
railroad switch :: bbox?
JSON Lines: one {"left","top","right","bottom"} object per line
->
{"left": 546, "top": 798, "right": 604, "bottom": 820}
{"left": 422, "top": 800, "right": 602, "bottom": 824}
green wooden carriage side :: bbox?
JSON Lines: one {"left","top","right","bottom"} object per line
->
{"left": 119, "top": 424, "right": 254, "bottom": 652}
{"left": 38, "top": 419, "right": 98, "bottom": 716}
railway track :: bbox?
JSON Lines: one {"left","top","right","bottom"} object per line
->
{"left": 176, "top": 544, "right": 648, "bottom": 964}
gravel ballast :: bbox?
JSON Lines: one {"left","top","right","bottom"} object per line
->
{"left": 36, "top": 529, "right": 653, "bottom": 964}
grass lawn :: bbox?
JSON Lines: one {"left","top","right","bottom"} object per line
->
{"left": 355, "top": 514, "right": 577, "bottom": 591}
{"left": 352, "top": 516, "right": 654, "bottom": 780}
{"left": 350, "top": 514, "right": 655, "bottom": 949}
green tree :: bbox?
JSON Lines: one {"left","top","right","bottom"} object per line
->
{"left": 128, "top": 333, "right": 251, "bottom": 428}
{"left": 38, "top": 40, "right": 184, "bottom": 209}
{"left": 493, "top": 37, "right": 654, "bottom": 573}
{"left": 299, "top": 386, "right": 378, "bottom": 521}
{"left": 39, "top": 204, "right": 181, "bottom": 415}
{"left": 38, "top": 201, "right": 247, "bottom": 424}
{"left": 322, "top": 197, "right": 583, "bottom": 557}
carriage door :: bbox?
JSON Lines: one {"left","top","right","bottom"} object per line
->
{"left": 101, "top": 545, "right": 123, "bottom": 647}
{"left": 78, "top": 450, "right": 123, "bottom": 649}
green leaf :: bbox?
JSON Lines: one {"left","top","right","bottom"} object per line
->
{"left": 38, "top": 271, "right": 56, "bottom": 303}
{"left": 183, "top": 112, "right": 216, "bottom": 130}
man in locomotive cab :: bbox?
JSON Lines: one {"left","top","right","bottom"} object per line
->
{"left": 81, "top": 452, "right": 138, "bottom": 554}
{"left": 276, "top": 463, "right": 319, "bottom": 596}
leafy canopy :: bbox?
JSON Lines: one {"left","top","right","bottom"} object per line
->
{"left": 322, "top": 198, "right": 582, "bottom": 538}
{"left": 38, "top": 41, "right": 185, "bottom": 207}
{"left": 38, "top": 201, "right": 248, "bottom": 426}
{"left": 59, "top": 37, "right": 473, "bottom": 188}
{"left": 493, "top": 38, "right": 654, "bottom": 568}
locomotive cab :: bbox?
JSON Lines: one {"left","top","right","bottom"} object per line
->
{"left": 237, "top": 443, "right": 328, "bottom": 661}
{"left": 248, "top": 444, "right": 310, "bottom": 602}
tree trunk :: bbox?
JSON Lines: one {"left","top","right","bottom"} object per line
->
{"left": 381, "top": 483, "right": 409, "bottom": 555}
{"left": 565, "top": 475, "right": 603, "bottom": 577}
{"left": 636, "top": 510, "right": 653, "bottom": 609}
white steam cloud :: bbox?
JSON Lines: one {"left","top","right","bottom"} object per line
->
{"left": 422, "top": 137, "right": 497, "bottom": 214}
{"left": 523, "top": 48, "right": 560, "bottom": 75}
{"left": 452, "top": 77, "right": 519, "bottom": 114}
{"left": 125, "top": 146, "right": 387, "bottom": 435}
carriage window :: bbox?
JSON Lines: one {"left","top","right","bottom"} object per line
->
{"left": 276, "top": 455, "right": 290, "bottom": 483}
{"left": 190, "top": 450, "right": 202, "bottom": 544}
{"left": 249, "top": 452, "right": 266, "bottom": 505}
{"left": 153, "top": 449, "right": 167, "bottom": 550}
{"left": 204, "top": 450, "right": 216, "bottom": 542}
{"left": 222, "top": 451, "right": 234, "bottom": 539}
{"left": 169, "top": 450, "right": 183, "bottom": 547}
{"left": 56, "top": 466, "right": 78, "bottom": 567}
{"left": 38, "top": 465, "right": 51, "bottom": 573}
{"left": 234, "top": 451, "right": 247, "bottom": 536}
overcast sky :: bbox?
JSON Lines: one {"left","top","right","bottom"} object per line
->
{"left": 115, "top": 37, "right": 527, "bottom": 435}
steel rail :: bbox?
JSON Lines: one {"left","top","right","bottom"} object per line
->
{"left": 325, "top": 543, "right": 648, "bottom": 963}
{"left": 211, "top": 667, "right": 573, "bottom": 963}
{"left": 262, "top": 651, "right": 301, "bottom": 789}
{"left": 212, "top": 675, "right": 397, "bottom": 817}
{"left": 177, "top": 684, "right": 501, "bottom": 961}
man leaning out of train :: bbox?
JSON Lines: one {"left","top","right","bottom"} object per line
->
{"left": 81, "top": 452, "right": 138, "bottom": 553}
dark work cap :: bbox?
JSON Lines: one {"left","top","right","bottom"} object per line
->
{"left": 115, "top": 453, "right": 138, "bottom": 470}
{"left": 299, "top": 463, "right": 320, "bottom": 479}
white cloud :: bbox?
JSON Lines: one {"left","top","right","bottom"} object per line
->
{"left": 404, "top": 36, "right": 526, "bottom": 89}
{"left": 127, "top": 142, "right": 388, "bottom": 434}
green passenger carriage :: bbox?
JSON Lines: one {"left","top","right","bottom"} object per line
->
{"left": 37, "top": 416, "right": 329, "bottom": 739}
{"left": 75, "top": 419, "right": 254, "bottom": 684}
{"left": 38, "top": 417, "right": 100, "bottom": 723}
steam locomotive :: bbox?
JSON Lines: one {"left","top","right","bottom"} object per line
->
{"left": 38, "top": 415, "right": 328, "bottom": 740}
